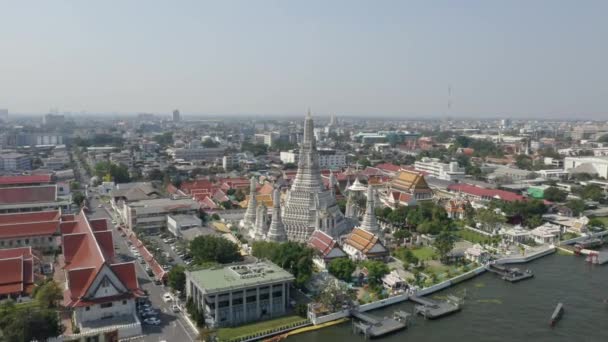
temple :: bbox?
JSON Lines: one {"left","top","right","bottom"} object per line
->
{"left": 282, "top": 112, "right": 347, "bottom": 241}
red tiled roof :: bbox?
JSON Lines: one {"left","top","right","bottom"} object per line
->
{"left": 110, "top": 263, "right": 139, "bottom": 291}
{"left": 89, "top": 218, "right": 108, "bottom": 232}
{"left": 308, "top": 230, "right": 341, "bottom": 258}
{"left": 94, "top": 231, "right": 115, "bottom": 260}
{"left": 0, "top": 247, "right": 33, "bottom": 259}
{"left": 0, "top": 210, "right": 60, "bottom": 224}
{"left": 0, "top": 220, "right": 60, "bottom": 239}
{"left": 62, "top": 211, "right": 140, "bottom": 308}
{"left": 447, "top": 184, "right": 524, "bottom": 202}
{"left": 0, "top": 174, "right": 52, "bottom": 186}
{"left": 375, "top": 163, "right": 402, "bottom": 172}
{"left": 0, "top": 185, "right": 57, "bottom": 204}
{"left": 0, "top": 257, "right": 23, "bottom": 285}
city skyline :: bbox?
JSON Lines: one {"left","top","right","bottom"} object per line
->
{"left": 1, "top": 1, "right": 607, "bottom": 118}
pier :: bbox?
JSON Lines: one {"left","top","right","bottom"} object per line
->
{"left": 486, "top": 264, "right": 534, "bottom": 282}
{"left": 351, "top": 310, "right": 410, "bottom": 339}
{"left": 410, "top": 295, "right": 462, "bottom": 319}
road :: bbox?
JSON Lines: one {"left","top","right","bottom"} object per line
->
{"left": 72, "top": 149, "right": 198, "bottom": 341}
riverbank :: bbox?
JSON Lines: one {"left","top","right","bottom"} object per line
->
{"left": 290, "top": 252, "right": 608, "bottom": 342}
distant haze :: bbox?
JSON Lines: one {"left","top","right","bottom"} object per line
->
{"left": 1, "top": 1, "right": 607, "bottom": 119}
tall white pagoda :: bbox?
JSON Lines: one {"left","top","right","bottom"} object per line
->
{"left": 282, "top": 112, "right": 347, "bottom": 241}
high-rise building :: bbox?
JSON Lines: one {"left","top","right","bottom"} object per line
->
{"left": 282, "top": 112, "right": 347, "bottom": 241}
{"left": 0, "top": 109, "right": 8, "bottom": 122}
{"left": 173, "top": 109, "right": 181, "bottom": 122}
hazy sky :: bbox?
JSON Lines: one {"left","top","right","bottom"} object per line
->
{"left": 1, "top": 1, "right": 607, "bottom": 118}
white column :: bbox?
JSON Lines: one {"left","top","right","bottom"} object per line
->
{"left": 229, "top": 292, "right": 233, "bottom": 325}
{"left": 214, "top": 295, "right": 219, "bottom": 325}
{"left": 269, "top": 285, "right": 273, "bottom": 316}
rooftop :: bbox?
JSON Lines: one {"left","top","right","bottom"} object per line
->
{"left": 188, "top": 261, "right": 294, "bottom": 293}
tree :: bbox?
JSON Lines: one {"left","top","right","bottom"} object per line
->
{"left": 357, "top": 158, "right": 371, "bottom": 168}
{"left": 189, "top": 235, "right": 242, "bottom": 264}
{"left": 327, "top": 258, "right": 356, "bottom": 282}
{"left": 72, "top": 192, "right": 86, "bottom": 207}
{"left": 393, "top": 229, "right": 411, "bottom": 241}
{"left": 211, "top": 213, "right": 220, "bottom": 221}
{"left": 362, "top": 260, "right": 389, "bottom": 286}
{"left": 0, "top": 302, "right": 63, "bottom": 342}
{"left": 589, "top": 218, "right": 606, "bottom": 230}
{"left": 94, "top": 161, "right": 131, "bottom": 183}
{"left": 251, "top": 241, "right": 314, "bottom": 287}
{"left": 433, "top": 230, "right": 457, "bottom": 263}
{"left": 33, "top": 280, "right": 63, "bottom": 309}
{"left": 566, "top": 199, "right": 586, "bottom": 216}
{"left": 316, "top": 279, "right": 357, "bottom": 312}
{"left": 475, "top": 208, "right": 507, "bottom": 232}
{"left": 544, "top": 187, "right": 568, "bottom": 202}
{"left": 579, "top": 184, "right": 604, "bottom": 201}
{"left": 168, "top": 265, "right": 186, "bottom": 293}
{"left": 202, "top": 139, "right": 219, "bottom": 148}
{"left": 234, "top": 190, "right": 246, "bottom": 202}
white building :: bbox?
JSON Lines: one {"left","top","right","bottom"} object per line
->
{"left": 125, "top": 198, "right": 200, "bottom": 233}
{"left": 414, "top": 157, "right": 465, "bottom": 181}
{"left": 167, "top": 214, "right": 202, "bottom": 238}
{"left": 530, "top": 223, "right": 561, "bottom": 245}
{"left": 186, "top": 262, "right": 294, "bottom": 327}
{"left": 280, "top": 148, "right": 347, "bottom": 169}
{"left": 564, "top": 156, "right": 608, "bottom": 179}
{"left": 538, "top": 169, "right": 569, "bottom": 180}
{"left": 168, "top": 147, "right": 226, "bottom": 161}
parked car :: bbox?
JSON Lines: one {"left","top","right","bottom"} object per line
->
{"left": 171, "top": 305, "right": 180, "bottom": 313}
{"left": 162, "top": 293, "right": 173, "bottom": 303}
{"left": 143, "top": 317, "right": 161, "bottom": 325}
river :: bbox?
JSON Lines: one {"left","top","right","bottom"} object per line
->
{"left": 290, "top": 252, "right": 608, "bottom": 342}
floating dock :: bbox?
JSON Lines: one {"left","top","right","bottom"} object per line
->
{"left": 486, "top": 264, "right": 534, "bottom": 282}
{"left": 351, "top": 310, "right": 409, "bottom": 339}
{"left": 411, "top": 295, "right": 462, "bottom": 319}
{"left": 579, "top": 249, "right": 608, "bottom": 264}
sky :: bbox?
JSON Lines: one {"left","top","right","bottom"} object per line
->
{"left": 1, "top": 0, "right": 607, "bottom": 119}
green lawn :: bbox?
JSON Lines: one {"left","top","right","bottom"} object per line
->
{"left": 456, "top": 229, "right": 493, "bottom": 244}
{"left": 216, "top": 315, "right": 307, "bottom": 341}
{"left": 411, "top": 246, "right": 437, "bottom": 261}
{"left": 591, "top": 216, "right": 608, "bottom": 226}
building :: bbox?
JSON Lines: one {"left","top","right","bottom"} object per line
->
{"left": 538, "top": 169, "right": 568, "bottom": 180}
{"left": 447, "top": 184, "right": 524, "bottom": 203}
{"left": 0, "top": 185, "right": 71, "bottom": 214}
{"left": 110, "top": 182, "right": 161, "bottom": 221}
{"left": 254, "top": 133, "right": 276, "bottom": 147}
{"left": 280, "top": 148, "right": 347, "bottom": 169}
{"left": 125, "top": 198, "right": 200, "bottom": 233}
{"left": 342, "top": 228, "right": 388, "bottom": 261}
{"left": 445, "top": 196, "right": 471, "bottom": 219}
{"left": 168, "top": 147, "right": 226, "bottom": 161}
{"left": 42, "top": 113, "right": 65, "bottom": 127}
{"left": 530, "top": 223, "right": 561, "bottom": 245}
{"left": 0, "top": 153, "right": 32, "bottom": 171}
{"left": 464, "top": 244, "right": 490, "bottom": 264}
{"left": 564, "top": 156, "right": 608, "bottom": 179}
{"left": 382, "top": 170, "right": 434, "bottom": 207}
{"left": 307, "top": 230, "right": 346, "bottom": 269}
{"left": 222, "top": 155, "right": 235, "bottom": 170}
{"left": 60, "top": 211, "right": 142, "bottom": 339}
{"left": 167, "top": 215, "right": 202, "bottom": 238}
{"left": 0, "top": 246, "right": 39, "bottom": 300}
{"left": 186, "top": 262, "right": 294, "bottom": 327}
{"left": 282, "top": 113, "right": 347, "bottom": 241}
{"left": 414, "top": 158, "right": 465, "bottom": 181}
{"left": 173, "top": 109, "right": 181, "bottom": 122}
{"left": 0, "top": 174, "right": 52, "bottom": 188}
{"left": 0, "top": 210, "right": 67, "bottom": 252}
{"left": 486, "top": 165, "right": 535, "bottom": 182}
{"left": 266, "top": 188, "right": 288, "bottom": 242}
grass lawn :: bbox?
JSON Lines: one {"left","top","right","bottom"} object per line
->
{"left": 591, "top": 216, "right": 608, "bottom": 226}
{"left": 216, "top": 315, "right": 307, "bottom": 341}
{"left": 411, "top": 246, "right": 437, "bottom": 261}
{"left": 456, "top": 229, "right": 493, "bottom": 244}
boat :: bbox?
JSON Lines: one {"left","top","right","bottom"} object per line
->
{"left": 550, "top": 302, "right": 564, "bottom": 327}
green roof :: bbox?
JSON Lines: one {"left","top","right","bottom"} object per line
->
{"left": 188, "top": 262, "right": 294, "bottom": 293}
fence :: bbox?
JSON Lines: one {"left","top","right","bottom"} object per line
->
{"left": 224, "top": 319, "right": 311, "bottom": 342}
